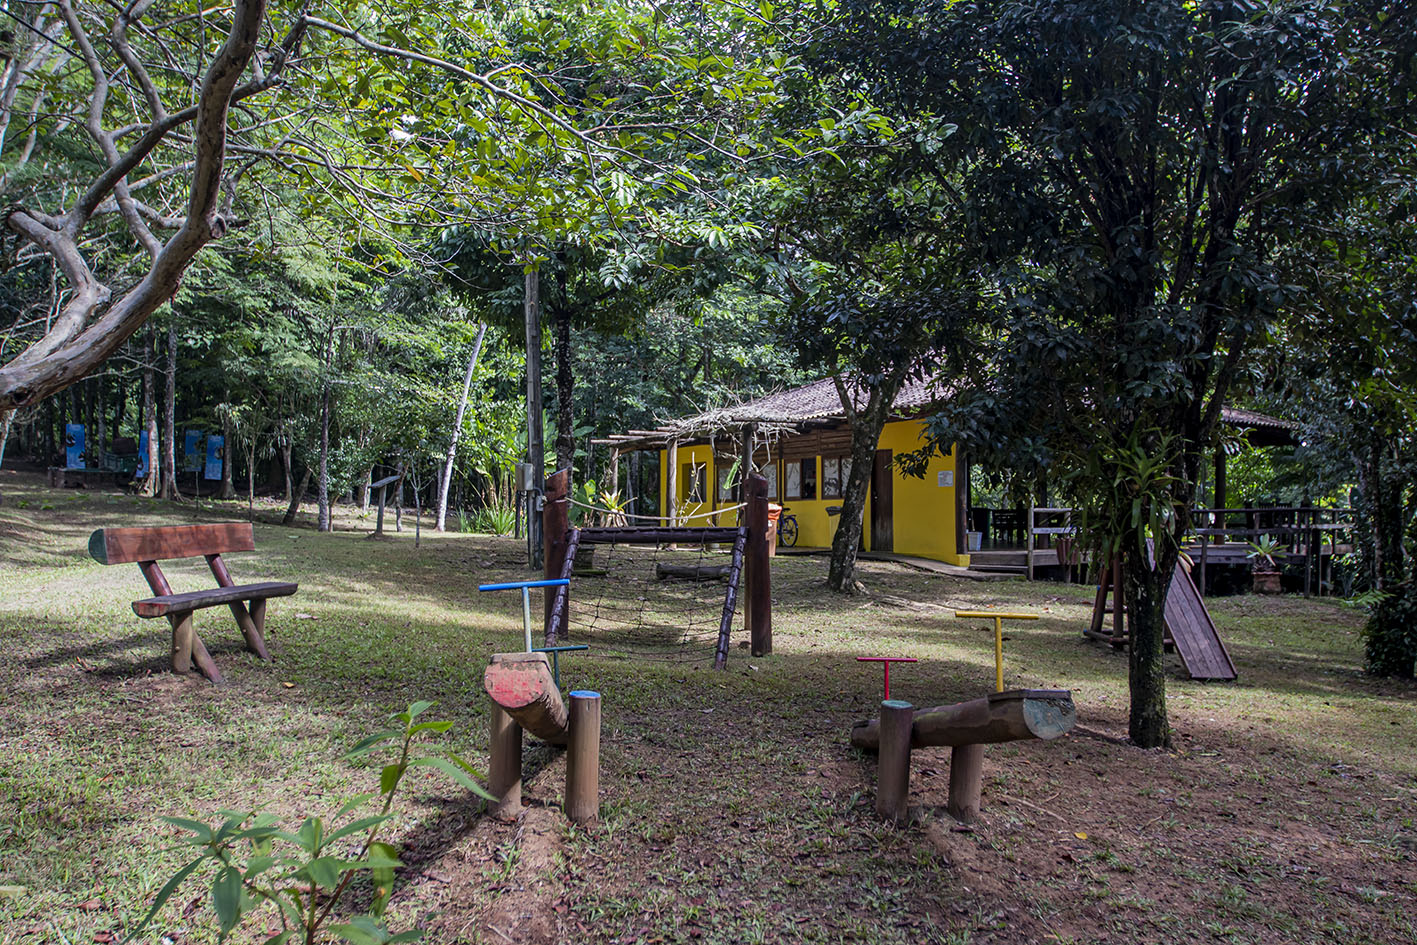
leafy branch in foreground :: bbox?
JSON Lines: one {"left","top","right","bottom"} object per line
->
{"left": 126, "top": 702, "right": 493, "bottom": 945}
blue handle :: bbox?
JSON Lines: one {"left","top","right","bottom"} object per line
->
{"left": 534, "top": 645, "right": 589, "bottom": 654}
{"left": 478, "top": 579, "right": 570, "bottom": 592}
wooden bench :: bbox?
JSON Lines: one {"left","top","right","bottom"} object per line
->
{"left": 88, "top": 523, "right": 298, "bottom": 684}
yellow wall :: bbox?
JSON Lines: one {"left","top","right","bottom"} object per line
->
{"left": 657, "top": 421, "right": 969, "bottom": 566}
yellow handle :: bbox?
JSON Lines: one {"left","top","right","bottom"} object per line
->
{"left": 954, "top": 611, "right": 1040, "bottom": 692}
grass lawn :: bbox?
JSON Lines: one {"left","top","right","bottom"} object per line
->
{"left": 1, "top": 467, "right": 1414, "bottom": 945}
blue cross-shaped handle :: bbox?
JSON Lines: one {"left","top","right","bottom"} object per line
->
{"left": 532, "top": 644, "right": 590, "bottom": 687}
{"left": 478, "top": 579, "right": 570, "bottom": 653}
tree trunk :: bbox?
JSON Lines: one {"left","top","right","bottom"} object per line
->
{"left": 394, "top": 458, "right": 404, "bottom": 531}
{"left": 317, "top": 325, "right": 334, "bottom": 532}
{"left": 0, "top": 408, "right": 12, "bottom": 470}
{"left": 219, "top": 412, "right": 236, "bottom": 499}
{"left": 93, "top": 375, "right": 106, "bottom": 466}
{"left": 358, "top": 467, "right": 372, "bottom": 512}
{"left": 1123, "top": 540, "right": 1175, "bottom": 748}
{"left": 283, "top": 465, "right": 311, "bottom": 526}
{"left": 554, "top": 305, "right": 575, "bottom": 475}
{"left": 161, "top": 317, "right": 179, "bottom": 499}
{"left": 827, "top": 370, "right": 907, "bottom": 593}
{"left": 138, "top": 327, "right": 159, "bottom": 497}
{"left": 437, "top": 323, "right": 487, "bottom": 531}
{"left": 281, "top": 438, "right": 294, "bottom": 505}
{"left": 246, "top": 442, "right": 257, "bottom": 518}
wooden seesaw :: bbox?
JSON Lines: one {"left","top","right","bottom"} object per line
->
{"left": 478, "top": 578, "right": 601, "bottom": 825}
{"left": 484, "top": 651, "right": 601, "bottom": 824}
{"left": 851, "top": 689, "right": 1076, "bottom": 824}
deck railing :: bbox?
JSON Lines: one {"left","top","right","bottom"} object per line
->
{"left": 1022, "top": 505, "right": 1354, "bottom": 596}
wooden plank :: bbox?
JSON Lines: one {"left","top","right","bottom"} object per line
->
{"left": 90, "top": 523, "right": 255, "bottom": 565}
{"left": 132, "top": 581, "right": 298, "bottom": 618}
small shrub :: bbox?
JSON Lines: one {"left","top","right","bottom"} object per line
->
{"left": 126, "top": 702, "right": 492, "bottom": 944}
{"left": 1363, "top": 582, "right": 1417, "bottom": 678}
{"left": 483, "top": 504, "right": 515, "bottom": 535}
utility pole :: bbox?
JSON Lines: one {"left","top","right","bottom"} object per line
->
{"left": 525, "top": 266, "right": 545, "bottom": 569}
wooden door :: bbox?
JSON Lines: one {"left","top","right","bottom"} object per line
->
{"left": 870, "top": 449, "right": 893, "bottom": 553}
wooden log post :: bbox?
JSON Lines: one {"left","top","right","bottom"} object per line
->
{"left": 483, "top": 652, "right": 570, "bottom": 745}
{"left": 745, "top": 473, "right": 772, "bottom": 657}
{"left": 875, "top": 700, "right": 914, "bottom": 824}
{"left": 543, "top": 470, "right": 571, "bottom": 628}
{"left": 487, "top": 702, "right": 522, "bottom": 821}
{"left": 947, "top": 743, "right": 985, "bottom": 823}
{"left": 565, "top": 690, "right": 602, "bottom": 824}
{"left": 851, "top": 689, "right": 1075, "bottom": 751}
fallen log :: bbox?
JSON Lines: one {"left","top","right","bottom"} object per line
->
{"left": 483, "top": 652, "right": 569, "bottom": 745}
{"left": 851, "top": 689, "right": 1074, "bottom": 752}
{"left": 655, "top": 562, "right": 730, "bottom": 582}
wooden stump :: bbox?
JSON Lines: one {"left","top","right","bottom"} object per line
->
{"left": 565, "top": 690, "right": 602, "bottom": 824}
{"left": 875, "top": 700, "right": 914, "bottom": 824}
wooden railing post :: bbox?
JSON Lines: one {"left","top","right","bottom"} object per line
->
{"left": 745, "top": 473, "right": 772, "bottom": 657}
{"left": 543, "top": 469, "right": 570, "bottom": 627}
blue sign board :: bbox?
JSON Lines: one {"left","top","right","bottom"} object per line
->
{"left": 204, "top": 435, "right": 225, "bottom": 481}
{"left": 136, "top": 430, "right": 151, "bottom": 478}
{"left": 184, "top": 430, "right": 203, "bottom": 472}
{"left": 65, "top": 423, "right": 85, "bottom": 469}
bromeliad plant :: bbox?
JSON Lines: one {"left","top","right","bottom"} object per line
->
{"left": 125, "top": 702, "right": 493, "bottom": 945}
{"left": 1245, "top": 534, "right": 1287, "bottom": 572}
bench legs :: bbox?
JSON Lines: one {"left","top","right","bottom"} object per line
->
{"left": 168, "top": 612, "right": 224, "bottom": 684}
{"left": 227, "top": 600, "right": 272, "bottom": 661}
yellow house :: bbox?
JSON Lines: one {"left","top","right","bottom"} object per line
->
{"left": 601, "top": 377, "right": 972, "bottom": 566}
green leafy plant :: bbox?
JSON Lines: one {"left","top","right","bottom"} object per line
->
{"left": 1362, "top": 582, "right": 1417, "bottom": 678}
{"left": 126, "top": 702, "right": 493, "bottom": 945}
{"left": 1245, "top": 535, "right": 1287, "bottom": 572}
{"left": 1064, "top": 425, "right": 1187, "bottom": 563}
{"left": 483, "top": 503, "right": 516, "bottom": 535}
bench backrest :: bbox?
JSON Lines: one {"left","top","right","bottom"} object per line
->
{"left": 89, "top": 523, "right": 256, "bottom": 565}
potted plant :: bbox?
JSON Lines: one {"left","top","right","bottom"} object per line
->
{"left": 1246, "top": 535, "right": 1286, "bottom": 594}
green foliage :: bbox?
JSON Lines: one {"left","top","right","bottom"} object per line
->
{"left": 1363, "top": 583, "right": 1417, "bottom": 679}
{"left": 126, "top": 703, "right": 491, "bottom": 945}
{"left": 1245, "top": 536, "right": 1288, "bottom": 572}
{"left": 1064, "top": 427, "right": 1187, "bottom": 565}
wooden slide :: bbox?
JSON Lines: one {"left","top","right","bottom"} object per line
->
{"left": 1087, "top": 560, "right": 1237, "bottom": 681}
{"left": 1163, "top": 562, "right": 1237, "bottom": 681}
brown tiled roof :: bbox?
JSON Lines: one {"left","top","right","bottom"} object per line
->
{"left": 596, "top": 376, "right": 1296, "bottom": 449}
{"left": 719, "top": 375, "right": 944, "bottom": 423}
